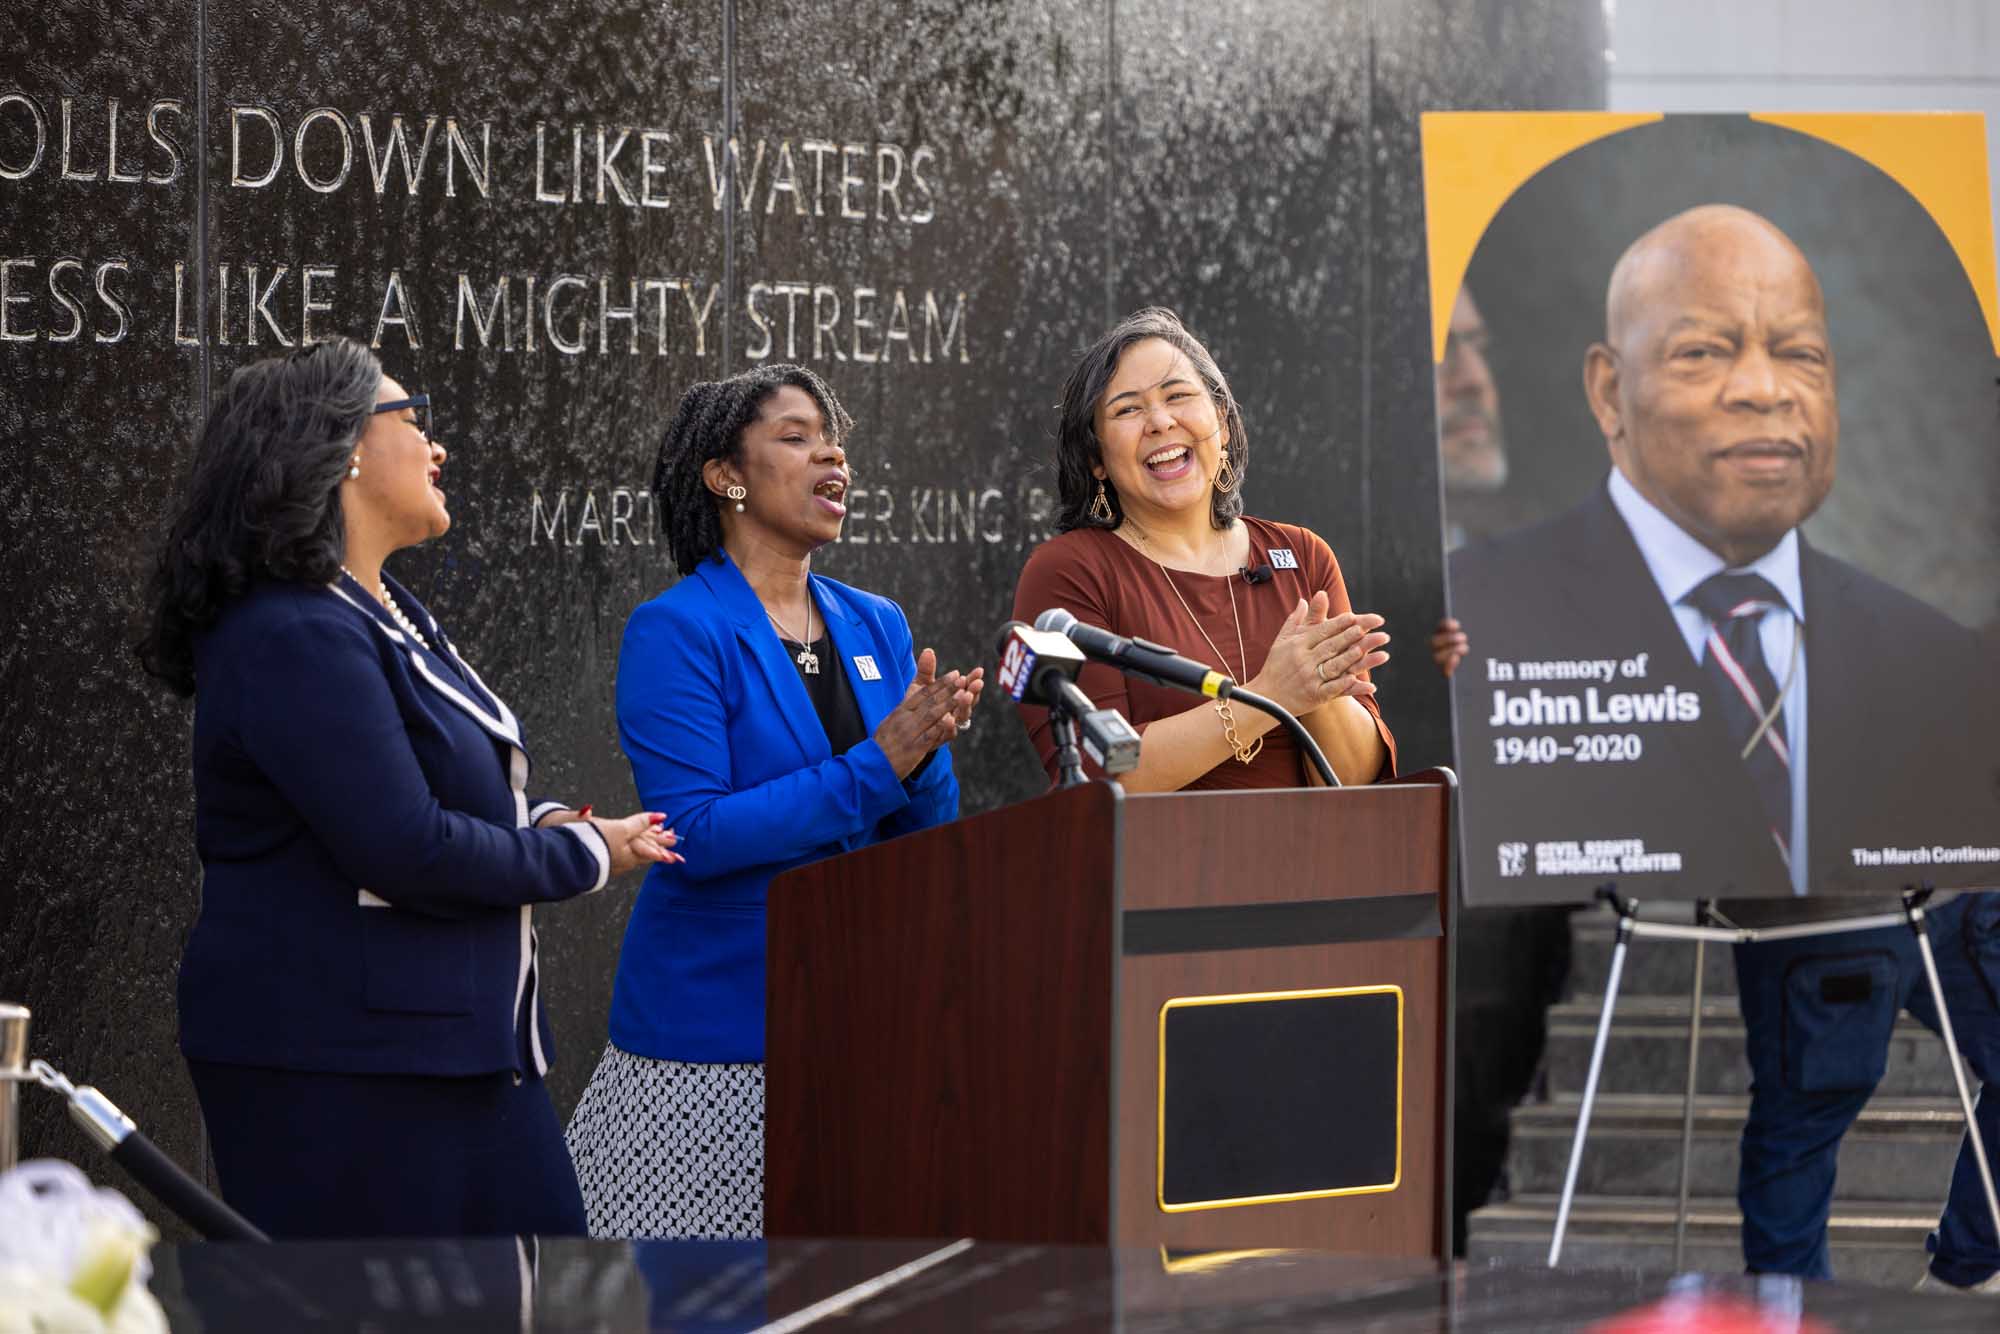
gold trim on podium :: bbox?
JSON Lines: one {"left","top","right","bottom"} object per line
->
{"left": 1157, "top": 1245, "right": 1297, "bottom": 1274}
{"left": 1156, "top": 985, "right": 1403, "bottom": 1213}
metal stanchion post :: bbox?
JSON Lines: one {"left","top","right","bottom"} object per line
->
{"left": 0, "top": 1003, "right": 27, "bottom": 1173}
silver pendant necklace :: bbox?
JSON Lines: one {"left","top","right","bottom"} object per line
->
{"left": 765, "top": 590, "right": 820, "bottom": 675}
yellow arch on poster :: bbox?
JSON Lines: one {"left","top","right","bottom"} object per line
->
{"left": 1421, "top": 112, "right": 1661, "bottom": 362}
{"left": 1752, "top": 112, "right": 1999, "bottom": 355}
{"left": 1422, "top": 111, "right": 2000, "bottom": 361}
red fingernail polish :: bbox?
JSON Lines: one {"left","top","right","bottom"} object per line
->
{"left": 577, "top": 805, "right": 593, "bottom": 819}
{"left": 649, "top": 813, "right": 666, "bottom": 825}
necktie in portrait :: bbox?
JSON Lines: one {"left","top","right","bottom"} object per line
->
{"left": 1686, "top": 571, "right": 1792, "bottom": 866}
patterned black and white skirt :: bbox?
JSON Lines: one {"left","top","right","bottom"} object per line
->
{"left": 565, "top": 1044, "right": 763, "bottom": 1240}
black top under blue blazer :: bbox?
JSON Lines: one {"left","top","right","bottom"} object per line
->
{"left": 179, "top": 572, "right": 610, "bottom": 1079}
{"left": 609, "top": 552, "right": 959, "bottom": 1064}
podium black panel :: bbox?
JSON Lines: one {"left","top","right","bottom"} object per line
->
{"left": 1160, "top": 988, "right": 1400, "bottom": 1209}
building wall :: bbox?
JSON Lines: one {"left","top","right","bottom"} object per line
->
{"left": 1609, "top": 0, "right": 2000, "bottom": 233}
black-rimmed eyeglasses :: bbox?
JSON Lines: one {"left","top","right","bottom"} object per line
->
{"left": 373, "top": 394, "right": 434, "bottom": 443}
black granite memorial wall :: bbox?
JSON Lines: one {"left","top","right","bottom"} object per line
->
{"left": 0, "top": 0, "right": 1602, "bottom": 1227}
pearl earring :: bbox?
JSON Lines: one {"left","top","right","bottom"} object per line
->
{"left": 726, "top": 484, "right": 747, "bottom": 513}
{"left": 348, "top": 455, "right": 361, "bottom": 480}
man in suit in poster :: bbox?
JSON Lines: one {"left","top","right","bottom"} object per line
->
{"left": 1449, "top": 204, "right": 2000, "bottom": 1283}
{"left": 1451, "top": 203, "right": 1994, "bottom": 904}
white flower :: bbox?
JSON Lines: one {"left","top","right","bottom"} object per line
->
{"left": 0, "top": 1270, "right": 106, "bottom": 1334}
{"left": 0, "top": 1162, "right": 167, "bottom": 1334}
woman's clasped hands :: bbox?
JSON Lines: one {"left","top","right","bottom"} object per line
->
{"left": 542, "top": 807, "right": 684, "bottom": 877}
{"left": 875, "top": 647, "right": 985, "bottom": 778}
{"left": 1248, "top": 590, "right": 1391, "bottom": 718}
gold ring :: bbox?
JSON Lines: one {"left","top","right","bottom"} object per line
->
{"left": 1317, "top": 660, "right": 1333, "bottom": 683}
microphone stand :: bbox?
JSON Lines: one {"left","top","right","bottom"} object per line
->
{"left": 1046, "top": 697, "right": 1088, "bottom": 789}
{"left": 1215, "top": 683, "right": 1341, "bottom": 787}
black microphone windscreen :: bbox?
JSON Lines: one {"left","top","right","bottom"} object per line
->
{"left": 1242, "top": 565, "right": 1275, "bottom": 585}
{"left": 994, "top": 619, "right": 1032, "bottom": 657}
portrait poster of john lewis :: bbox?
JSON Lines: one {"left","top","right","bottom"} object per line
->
{"left": 1422, "top": 112, "right": 2000, "bottom": 907}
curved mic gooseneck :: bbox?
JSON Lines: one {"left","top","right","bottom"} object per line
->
{"left": 1033, "top": 608, "right": 1340, "bottom": 787}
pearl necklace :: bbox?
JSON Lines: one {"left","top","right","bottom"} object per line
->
{"left": 342, "top": 566, "right": 429, "bottom": 648}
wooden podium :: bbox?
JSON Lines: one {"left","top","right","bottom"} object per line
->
{"left": 764, "top": 770, "right": 1454, "bottom": 1258}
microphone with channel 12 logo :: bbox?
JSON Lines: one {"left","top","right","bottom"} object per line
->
{"left": 994, "top": 619, "right": 1141, "bottom": 778}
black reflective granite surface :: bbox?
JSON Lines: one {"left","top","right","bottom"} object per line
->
{"left": 197, "top": 0, "right": 727, "bottom": 1163}
{"left": 151, "top": 1238, "right": 1998, "bottom": 1332}
{"left": 729, "top": 0, "right": 1111, "bottom": 816}
{"left": 1, "top": 0, "right": 208, "bottom": 1213}
{"left": 3, "top": 0, "right": 1606, "bottom": 1232}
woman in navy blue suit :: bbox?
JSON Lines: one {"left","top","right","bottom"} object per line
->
{"left": 137, "top": 337, "right": 678, "bottom": 1239}
{"left": 565, "top": 364, "right": 983, "bottom": 1238}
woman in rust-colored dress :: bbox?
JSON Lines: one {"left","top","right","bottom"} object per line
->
{"left": 1012, "top": 307, "right": 1394, "bottom": 789}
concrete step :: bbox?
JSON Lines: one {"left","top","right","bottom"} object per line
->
{"left": 1568, "top": 918, "right": 1740, "bottom": 999}
{"left": 1543, "top": 997, "right": 1965, "bottom": 1099}
{"left": 1503, "top": 1094, "right": 1971, "bottom": 1201}
{"left": 1467, "top": 1194, "right": 1940, "bottom": 1289}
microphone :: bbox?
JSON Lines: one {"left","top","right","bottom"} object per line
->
{"left": 1031, "top": 609, "right": 1341, "bottom": 787}
{"left": 994, "top": 620, "right": 1142, "bottom": 775}
{"left": 1241, "top": 564, "right": 1274, "bottom": 585}
{"left": 1034, "top": 608, "right": 1231, "bottom": 699}
{"left": 995, "top": 620, "right": 1087, "bottom": 707}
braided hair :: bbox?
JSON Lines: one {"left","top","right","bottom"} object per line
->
{"left": 652, "top": 364, "right": 853, "bottom": 575}
{"left": 138, "top": 337, "right": 384, "bottom": 695}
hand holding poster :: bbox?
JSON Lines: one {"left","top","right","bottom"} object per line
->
{"left": 1423, "top": 113, "right": 2000, "bottom": 906}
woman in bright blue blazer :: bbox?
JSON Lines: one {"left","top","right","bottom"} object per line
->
{"left": 138, "top": 338, "right": 677, "bottom": 1239}
{"left": 566, "top": 364, "right": 983, "bottom": 1239}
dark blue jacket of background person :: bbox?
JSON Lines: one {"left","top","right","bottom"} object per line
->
{"left": 609, "top": 551, "right": 959, "bottom": 1065}
{"left": 178, "top": 572, "right": 611, "bottom": 1078}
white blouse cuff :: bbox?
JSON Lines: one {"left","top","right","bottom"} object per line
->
{"left": 558, "top": 821, "right": 611, "bottom": 893}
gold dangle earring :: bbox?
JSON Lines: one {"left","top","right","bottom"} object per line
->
{"left": 725, "top": 484, "right": 747, "bottom": 513}
{"left": 1089, "top": 480, "right": 1114, "bottom": 524}
{"left": 1214, "top": 453, "right": 1239, "bottom": 494}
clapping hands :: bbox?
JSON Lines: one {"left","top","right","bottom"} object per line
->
{"left": 874, "top": 647, "right": 984, "bottom": 778}
{"left": 1248, "top": 591, "right": 1391, "bottom": 718}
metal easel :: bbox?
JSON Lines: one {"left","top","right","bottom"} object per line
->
{"left": 1547, "top": 884, "right": 2000, "bottom": 1269}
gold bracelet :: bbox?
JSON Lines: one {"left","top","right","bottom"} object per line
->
{"left": 1213, "top": 699, "right": 1264, "bottom": 764}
